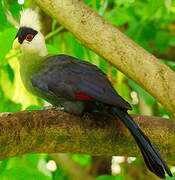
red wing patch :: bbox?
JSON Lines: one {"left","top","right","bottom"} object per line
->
{"left": 75, "top": 93, "right": 93, "bottom": 100}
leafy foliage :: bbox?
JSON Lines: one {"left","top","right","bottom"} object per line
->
{"left": 0, "top": 0, "right": 175, "bottom": 179}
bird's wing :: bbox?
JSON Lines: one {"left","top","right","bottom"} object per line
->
{"left": 31, "top": 54, "right": 132, "bottom": 110}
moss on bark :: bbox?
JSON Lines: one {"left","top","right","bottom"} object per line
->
{"left": 0, "top": 110, "right": 174, "bottom": 164}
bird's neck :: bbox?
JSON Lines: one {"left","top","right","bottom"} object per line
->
{"left": 21, "top": 50, "right": 47, "bottom": 72}
{"left": 20, "top": 50, "right": 48, "bottom": 92}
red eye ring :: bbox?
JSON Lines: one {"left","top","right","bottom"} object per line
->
{"left": 25, "top": 34, "right": 34, "bottom": 41}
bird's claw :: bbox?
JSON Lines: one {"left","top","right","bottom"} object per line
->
{"left": 43, "top": 105, "right": 64, "bottom": 111}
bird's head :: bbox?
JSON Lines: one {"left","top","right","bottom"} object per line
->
{"left": 13, "top": 9, "right": 47, "bottom": 56}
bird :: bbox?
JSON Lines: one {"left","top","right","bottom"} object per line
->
{"left": 12, "top": 9, "right": 172, "bottom": 178}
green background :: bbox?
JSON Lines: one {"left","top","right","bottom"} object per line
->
{"left": 0, "top": 0, "right": 175, "bottom": 179}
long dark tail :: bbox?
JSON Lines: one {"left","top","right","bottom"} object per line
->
{"left": 112, "top": 107, "right": 172, "bottom": 179}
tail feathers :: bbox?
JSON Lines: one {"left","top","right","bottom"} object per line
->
{"left": 134, "top": 132, "right": 166, "bottom": 178}
{"left": 112, "top": 107, "right": 172, "bottom": 178}
{"left": 136, "top": 127, "right": 172, "bottom": 177}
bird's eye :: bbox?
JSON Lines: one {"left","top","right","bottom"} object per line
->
{"left": 25, "top": 34, "right": 34, "bottom": 41}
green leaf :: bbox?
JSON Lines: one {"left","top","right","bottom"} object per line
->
{"left": 158, "top": 106, "right": 172, "bottom": 118}
{"left": 46, "top": 44, "right": 61, "bottom": 54}
{"left": 169, "top": 36, "right": 175, "bottom": 46}
{"left": 128, "top": 79, "right": 156, "bottom": 106}
{"left": 141, "top": 22, "right": 157, "bottom": 41}
{"left": 163, "top": 60, "right": 175, "bottom": 71}
{"left": 125, "top": 22, "right": 142, "bottom": 40}
{"left": 99, "top": 57, "right": 108, "bottom": 74}
{"left": 0, "top": 167, "right": 51, "bottom": 180}
{"left": 71, "top": 154, "right": 91, "bottom": 168}
{"left": 0, "top": 28, "right": 18, "bottom": 62}
{"left": 23, "top": 154, "right": 48, "bottom": 169}
{"left": 0, "top": 1, "right": 7, "bottom": 30}
{"left": 96, "top": 175, "right": 115, "bottom": 180}
{"left": 52, "top": 167, "right": 69, "bottom": 180}
{"left": 142, "top": 0, "right": 164, "bottom": 20}
{"left": 0, "top": 87, "right": 22, "bottom": 112}
{"left": 82, "top": 0, "right": 90, "bottom": 4}
{"left": 0, "top": 159, "right": 9, "bottom": 174}
{"left": 125, "top": 21, "right": 156, "bottom": 52}
{"left": 0, "top": 96, "right": 22, "bottom": 112}
{"left": 25, "top": 105, "right": 42, "bottom": 110}
{"left": 38, "top": 158, "right": 52, "bottom": 178}
{"left": 165, "top": 0, "right": 172, "bottom": 13}
{"left": 154, "top": 30, "right": 169, "bottom": 52}
{"left": 3, "top": 64, "right": 14, "bottom": 83}
{"left": 115, "top": 0, "right": 135, "bottom": 6}
{"left": 8, "top": 1, "right": 23, "bottom": 20}
{"left": 105, "top": 8, "right": 133, "bottom": 26}
{"left": 65, "top": 33, "right": 86, "bottom": 60}
{"left": 96, "top": 0, "right": 101, "bottom": 9}
{"left": 96, "top": 175, "right": 123, "bottom": 180}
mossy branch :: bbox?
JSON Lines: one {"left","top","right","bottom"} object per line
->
{"left": 0, "top": 109, "right": 174, "bottom": 164}
{"left": 33, "top": 0, "right": 175, "bottom": 116}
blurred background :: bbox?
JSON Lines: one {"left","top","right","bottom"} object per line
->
{"left": 0, "top": 0, "right": 175, "bottom": 179}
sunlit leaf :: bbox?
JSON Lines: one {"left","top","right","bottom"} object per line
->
{"left": 165, "top": 0, "right": 172, "bottom": 13}
{"left": 71, "top": 154, "right": 91, "bottom": 168}
{"left": 0, "top": 28, "right": 17, "bottom": 62}
{"left": 105, "top": 8, "right": 133, "bottom": 26}
{"left": 0, "top": 167, "right": 51, "bottom": 180}
{"left": 0, "top": 1, "right": 7, "bottom": 29}
{"left": 46, "top": 44, "right": 61, "bottom": 54}
{"left": 0, "top": 87, "right": 22, "bottom": 112}
{"left": 142, "top": 0, "right": 164, "bottom": 20}
{"left": 38, "top": 158, "right": 52, "bottom": 178}
{"left": 23, "top": 154, "right": 48, "bottom": 169}
{"left": 0, "top": 56, "right": 44, "bottom": 110}
{"left": 25, "top": 105, "right": 42, "bottom": 110}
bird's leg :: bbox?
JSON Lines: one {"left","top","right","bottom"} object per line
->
{"left": 43, "top": 101, "right": 85, "bottom": 115}
{"left": 63, "top": 100, "right": 85, "bottom": 115}
{"left": 43, "top": 104, "right": 64, "bottom": 110}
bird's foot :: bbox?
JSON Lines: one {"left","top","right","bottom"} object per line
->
{"left": 81, "top": 112, "right": 93, "bottom": 119}
{"left": 43, "top": 105, "right": 64, "bottom": 111}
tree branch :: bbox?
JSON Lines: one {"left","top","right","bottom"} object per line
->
{"left": 0, "top": 109, "right": 174, "bottom": 164}
{"left": 33, "top": 0, "right": 175, "bottom": 116}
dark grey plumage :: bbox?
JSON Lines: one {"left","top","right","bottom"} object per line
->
{"left": 30, "top": 54, "right": 172, "bottom": 178}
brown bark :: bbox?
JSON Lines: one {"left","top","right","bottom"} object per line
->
{"left": 33, "top": 0, "right": 175, "bottom": 117}
{"left": 0, "top": 109, "right": 174, "bottom": 165}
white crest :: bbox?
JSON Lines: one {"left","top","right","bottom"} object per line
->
{"left": 20, "top": 9, "right": 41, "bottom": 31}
